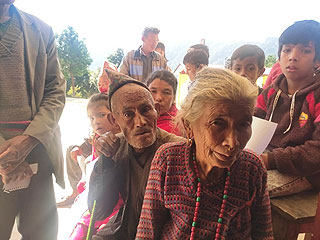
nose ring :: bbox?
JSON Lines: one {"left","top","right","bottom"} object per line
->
{"left": 227, "top": 147, "right": 234, "bottom": 152}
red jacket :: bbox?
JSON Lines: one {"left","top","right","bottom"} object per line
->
{"left": 157, "top": 104, "right": 181, "bottom": 136}
{"left": 255, "top": 73, "right": 320, "bottom": 189}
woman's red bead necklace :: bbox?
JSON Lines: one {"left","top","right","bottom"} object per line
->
{"left": 190, "top": 153, "right": 231, "bottom": 240}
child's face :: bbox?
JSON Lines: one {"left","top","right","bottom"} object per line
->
{"left": 185, "top": 63, "right": 197, "bottom": 82}
{"left": 98, "top": 75, "right": 109, "bottom": 93}
{"left": 149, "top": 78, "right": 174, "bottom": 115}
{"left": 155, "top": 48, "right": 165, "bottom": 57}
{"left": 279, "top": 42, "right": 319, "bottom": 82}
{"left": 231, "top": 56, "right": 264, "bottom": 85}
{"left": 88, "top": 102, "right": 113, "bottom": 136}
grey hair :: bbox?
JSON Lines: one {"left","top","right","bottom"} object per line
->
{"left": 177, "top": 67, "right": 258, "bottom": 128}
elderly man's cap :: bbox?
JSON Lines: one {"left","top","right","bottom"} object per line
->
{"left": 105, "top": 69, "right": 150, "bottom": 109}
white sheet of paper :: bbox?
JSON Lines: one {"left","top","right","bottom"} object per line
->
{"left": 245, "top": 116, "right": 278, "bottom": 155}
{"left": 2, "top": 163, "right": 38, "bottom": 193}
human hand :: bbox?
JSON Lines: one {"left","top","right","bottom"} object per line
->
{"left": 93, "top": 132, "right": 120, "bottom": 158}
{"left": 260, "top": 153, "right": 269, "bottom": 169}
{"left": 1, "top": 161, "right": 33, "bottom": 184}
{"left": 70, "top": 147, "right": 82, "bottom": 161}
{"left": 0, "top": 135, "right": 39, "bottom": 175}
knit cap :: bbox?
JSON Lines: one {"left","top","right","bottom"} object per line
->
{"left": 105, "top": 69, "right": 150, "bottom": 109}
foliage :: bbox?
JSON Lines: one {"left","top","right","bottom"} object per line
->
{"left": 56, "top": 26, "right": 92, "bottom": 97}
{"left": 107, "top": 48, "right": 124, "bottom": 67}
{"left": 66, "top": 86, "right": 83, "bottom": 98}
{"left": 265, "top": 54, "right": 277, "bottom": 68}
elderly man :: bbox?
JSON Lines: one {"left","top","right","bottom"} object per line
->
{"left": 119, "top": 26, "right": 168, "bottom": 83}
{"left": 0, "top": 1, "right": 65, "bottom": 239}
{"left": 88, "top": 70, "right": 184, "bottom": 240}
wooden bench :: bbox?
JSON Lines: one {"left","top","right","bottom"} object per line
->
{"left": 271, "top": 190, "right": 319, "bottom": 240}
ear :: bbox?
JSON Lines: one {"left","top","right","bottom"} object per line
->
{"left": 259, "top": 67, "right": 265, "bottom": 77}
{"left": 154, "top": 103, "right": 161, "bottom": 117}
{"left": 142, "top": 36, "right": 145, "bottom": 43}
{"left": 197, "top": 64, "right": 205, "bottom": 71}
{"left": 108, "top": 113, "right": 119, "bottom": 130}
{"left": 182, "top": 118, "right": 193, "bottom": 139}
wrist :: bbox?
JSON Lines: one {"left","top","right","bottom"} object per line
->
{"left": 22, "top": 134, "right": 39, "bottom": 145}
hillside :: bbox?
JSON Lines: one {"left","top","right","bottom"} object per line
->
{"left": 164, "top": 37, "right": 278, "bottom": 71}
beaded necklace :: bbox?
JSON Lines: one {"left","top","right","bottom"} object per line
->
{"left": 190, "top": 153, "right": 231, "bottom": 240}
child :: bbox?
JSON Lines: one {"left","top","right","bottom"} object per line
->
{"left": 183, "top": 49, "right": 208, "bottom": 83}
{"left": 146, "top": 69, "right": 181, "bottom": 136}
{"left": 230, "top": 44, "right": 265, "bottom": 94}
{"left": 97, "top": 60, "right": 118, "bottom": 94}
{"left": 254, "top": 20, "right": 320, "bottom": 192}
{"left": 69, "top": 93, "right": 122, "bottom": 240}
{"left": 58, "top": 61, "right": 118, "bottom": 207}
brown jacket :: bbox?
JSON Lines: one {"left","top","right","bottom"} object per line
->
{"left": 88, "top": 128, "right": 184, "bottom": 239}
{"left": 0, "top": 6, "right": 66, "bottom": 187}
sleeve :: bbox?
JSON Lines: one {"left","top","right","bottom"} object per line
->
{"left": 119, "top": 53, "right": 130, "bottom": 76}
{"left": 87, "top": 155, "right": 123, "bottom": 221}
{"left": 267, "top": 120, "right": 320, "bottom": 177}
{"left": 135, "top": 144, "right": 169, "bottom": 240}
{"left": 23, "top": 26, "right": 66, "bottom": 149}
{"left": 254, "top": 90, "right": 268, "bottom": 120}
{"left": 250, "top": 156, "right": 274, "bottom": 239}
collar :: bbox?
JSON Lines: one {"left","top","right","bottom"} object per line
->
{"left": 134, "top": 46, "right": 159, "bottom": 60}
{"left": 11, "top": 5, "right": 34, "bottom": 26}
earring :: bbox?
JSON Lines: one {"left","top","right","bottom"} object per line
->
{"left": 187, "top": 137, "right": 193, "bottom": 147}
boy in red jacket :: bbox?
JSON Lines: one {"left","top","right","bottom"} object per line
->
{"left": 254, "top": 20, "right": 320, "bottom": 190}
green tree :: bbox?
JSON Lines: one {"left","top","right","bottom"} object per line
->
{"left": 107, "top": 48, "right": 124, "bottom": 67}
{"left": 265, "top": 54, "right": 277, "bottom": 68}
{"left": 56, "top": 26, "right": 92, "bottom": 97}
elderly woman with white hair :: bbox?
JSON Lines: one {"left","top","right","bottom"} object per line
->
{"left": 136, "top": 68, "right": 273, "bottom": 240}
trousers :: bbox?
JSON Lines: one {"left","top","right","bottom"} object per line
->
{"left": 0, "top": 144, "right": 58, "bottom": 240}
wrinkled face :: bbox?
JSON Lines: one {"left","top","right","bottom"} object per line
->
{"left": 188, "top": 102, "right": 252, "bottom": 169}
{"left": 111, "top": 84, "right": 158, "bottom": 152}
{"left": 149, "top": 78, "right": 174, "bottom": 115}
{"left": 185, "top": 63, "right": 197, "bottom": 82}
{"left": 88, "top": 101, "right": 113, "bottom": 136}
{"left": 142, "top": 33, "right": 159, "bottom": 53}
{"left": 231, "top": 56, "right": 264, "bottom": 85}
{"left": 279, "top": 42, "right": 319, "bottom": 82}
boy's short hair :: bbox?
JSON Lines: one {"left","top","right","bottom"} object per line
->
{"left": 231, "top": 44, "right": 265, "bottom": 69}
{"left": 87, "top": 93, "right": 110, "bottom": 110}
{"left": 189, "top": 44, "right": 210, "bottom": 58}
{"left": 142, "top": 27, "right": 160, "bottom": 37}
{"left": 183, "top": 49, "right": 209, "bottom": 67}
{"left": 278, "top": 20, "right": 320, "bottom": 61}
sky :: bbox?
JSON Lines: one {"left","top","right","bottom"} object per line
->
{"left": 15, "top": 0, "right": 320, "bottom": 69}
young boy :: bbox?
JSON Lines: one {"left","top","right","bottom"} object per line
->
{"left": 255, "top": 20, "right": 320, "bottom": 191}
{"left": 183, "top": 49, "right": 208, "bottom": 83}
{"left": 231, "top": 44, "right": 265, "bottom": 94}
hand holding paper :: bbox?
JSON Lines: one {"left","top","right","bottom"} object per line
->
{"left": 245, "top": 116, "right": 278, "bottom": 155}
{"left": 2, "top": 163, "right": 38, "bottom": 193}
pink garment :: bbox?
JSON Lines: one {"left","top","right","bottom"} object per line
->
{"left": 69, "top": 196, "right": 123, "bottom": 240}
{"left": 70, "top": 144, "right": 123, "bottom": 240}
{"left": 157, "top": 104, "right": 181, "bottom": 136}
{"left": 263, "top": 62, "right": 282, "bottom": 89}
